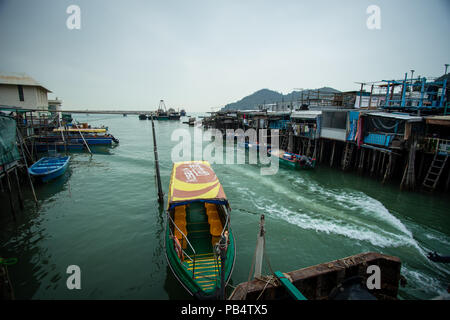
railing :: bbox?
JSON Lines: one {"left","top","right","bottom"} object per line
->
{"left": 167, "top": 213, "right": 197, "bottom": 278}
{"left": 422, "top": 137, "right": 450, "bottom": 155}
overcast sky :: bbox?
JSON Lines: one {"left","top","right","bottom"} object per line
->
{"left": 0, "top": 0, "right": 449, "bottom": 111}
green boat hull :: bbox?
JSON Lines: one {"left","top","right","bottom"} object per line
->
{"left": 164, "top": 215, "right": 236, "bottom": 298}
{"left": 277, "top": 155, "right": 316, "bottom": 170}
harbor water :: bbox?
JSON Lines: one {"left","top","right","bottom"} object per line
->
{"left": 1, "top": 114, "right": 449, "bottom": 299}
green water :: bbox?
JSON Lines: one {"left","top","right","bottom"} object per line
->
{"left": 1, "top": 114, "right": 449, "bottom": 300}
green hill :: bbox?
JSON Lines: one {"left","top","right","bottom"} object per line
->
{"left": 222, "top": 87, "right": 340, "bottom": 111}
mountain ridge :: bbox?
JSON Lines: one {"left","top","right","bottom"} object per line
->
{"left": 222, "top": 87, "right": 341, "bottom": 111}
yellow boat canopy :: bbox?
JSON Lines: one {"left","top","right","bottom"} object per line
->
{"left": 53, "top": 128, "right": 107, "bottom": 133}
{"left": 168, "top": 161, "right": 229, "bottom": 209}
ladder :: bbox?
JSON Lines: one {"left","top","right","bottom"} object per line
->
{"left": 341, "top": 142, "right": 354, "bottom": 170}
{"left": 422, "top": 153, "right": 448, "bottom": 191}
{"left": 280, "top": 133, "right": 289, "bottom": 150}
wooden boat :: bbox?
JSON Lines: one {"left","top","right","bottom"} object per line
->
{"left": 36, "top": 133, "right": 119, "bottom": 145}
{"left": 28, "top": 156, "right": 70, "bottom": 182}
{"left": 164, "top": 161, "right": 236, "bottom": 299}
{"left": 53, "top": 127, "right": 107, "bottom": 133}
{"left": 268, "top": 148, "right": 316, "bottom": 169}
{"left": 229, "top": 252, "right": 402, "bottom": 300}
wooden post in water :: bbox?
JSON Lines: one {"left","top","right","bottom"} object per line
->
{"left": 14, "top": 167, "right": 24, "bottom": 210}
{"left": 16, "top": 127, "right": 38, "bottom": 205}
{"left": 330, "top": 141, "right": 336, "bottom": 167}
{"left": 253, "top": 214, "right": 265, "bottom": 279}
{"left": 151, "top": 115, "right": 164, "bottom": 204}
{"left": 5, "top": 170, "right": 16, "bottom": 220}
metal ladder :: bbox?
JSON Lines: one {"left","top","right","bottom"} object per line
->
{"left": 422, "top": 153, "right": 448, "bottom": 191}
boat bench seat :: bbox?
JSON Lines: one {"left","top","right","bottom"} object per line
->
{"left": 174, "top": 205, "right": 188, "bottom": 249}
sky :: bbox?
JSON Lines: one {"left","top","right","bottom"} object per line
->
{"left": 0, "top": 0, "right": 449, "bottom": 111}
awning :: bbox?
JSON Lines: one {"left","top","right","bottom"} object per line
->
{"left": 167, "top": 161, "right": 228, "bottom": 209}
{"left": 424, "top": 115, "right": 450, "bottom": 126}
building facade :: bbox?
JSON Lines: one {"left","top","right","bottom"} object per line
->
{"left": 0, "top": 73, "right": 51, "bottom": 111}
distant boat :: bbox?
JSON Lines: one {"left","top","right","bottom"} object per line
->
{"left": 28, "top": 156, "right": 70, "bottom": 182}
{"left": 180, "top": 109, "right": 186, "bottom": 116}
{"left": 156, "top": 100, "right": 170, "bottom": 120}
{"left": 165, "top": 161, "right": 236, "bottom": 299}
{"left": 139, "top": 114, "right": 148, "bottom": 120}
{"left": 169, "top": 110, "right": 181, "bottom": 120}
{"left": 268, "top": 149, "right": 316, "bottom": 169}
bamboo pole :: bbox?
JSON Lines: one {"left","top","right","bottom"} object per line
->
{"left": 14, "top": 167, "right": 24, "bottom": 210}
{"left": 151, "top": 115, "right": 164, "bottom": 204}
{"left": 74, "top": 121, "right": 92, "bottom": 156}
{"left": 16, "top": 127, "right": 38, "bottom": 205}
{"left": 4, "top": 169, "right": 16, "bottom": 220}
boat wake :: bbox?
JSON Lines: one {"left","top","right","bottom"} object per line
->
{"left": 227, "top": 164, "right": 448, "bottom": 270}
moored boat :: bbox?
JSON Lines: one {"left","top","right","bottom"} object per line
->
{"left": 268, "top": 148, "right": 316, "bottom": 169}
{"left": 139, "top": 114, "right": 148, "bottom": 120}
{"left": 164, "top": 161, "right": 236, "bottom": 299}
{"left": 168, "top": 108, "right": 181, "bottom": 120}
{"left": 28, "top": 156, "right": 70, "bottom": 182}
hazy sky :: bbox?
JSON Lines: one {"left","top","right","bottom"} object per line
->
{"left": 0, "top": 0, "right": 449, "bottom": 111}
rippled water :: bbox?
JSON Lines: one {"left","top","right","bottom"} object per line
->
{"left": 1, "top": 114, "right": 449, "bottom": 299}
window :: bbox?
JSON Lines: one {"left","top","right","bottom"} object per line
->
{"left": 17, "top": 85, "right": 24, "bottom": 101}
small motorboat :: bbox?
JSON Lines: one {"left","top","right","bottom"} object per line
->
{"left": 28, "top": 156, "right": 70, "bottom": 182}
{"left": 165, "top": 161, "right": 236, "bottom": 299}
{"left": 268, "top": 149, "right": 316, "bottom": 169}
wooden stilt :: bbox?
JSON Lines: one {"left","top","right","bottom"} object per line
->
{"left": 371, "top": 150, "right": 377, "bottom": 176}
{"left": 330, "top": 141, "right": 336, "bottom": 167}
{"left": 358, "top": 148, "right": 365, "bottom": 173}
{"left": 14, "top": 167, "right": 24, "bottom": 210}
{"left": 319, "top": 140, "right": 324, "bottom": 164}
{"left": 446, "top": 167, "right": 450, "bottom": 192}
{"left": 382, "top": 154, "right": 393, "bottom": 184}
{"left": 5, "top": 170, "right": 16, "bottom": 220}
{"left": 16, "top": 127, "right": 38, "bottom": 205}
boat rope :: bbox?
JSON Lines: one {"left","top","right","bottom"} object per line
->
{"left": 255, "top": 275, "right": 278, "bottom": 300}
{"left": 242, "top": 230, "right": 259, "bottom": 299}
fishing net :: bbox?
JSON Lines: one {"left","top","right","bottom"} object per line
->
{"left": 365, "top": 116, "right": 405, "bottom": 134}
{"left": 0, "top": 115, "right": 20, "bottom": 166}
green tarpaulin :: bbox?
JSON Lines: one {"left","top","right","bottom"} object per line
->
{"left": 0, "top": 115, "right": 20, "bottom": 166}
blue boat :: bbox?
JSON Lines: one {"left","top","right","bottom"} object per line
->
{"left": 28, "top": 156, "right": 70, "bottom": 182}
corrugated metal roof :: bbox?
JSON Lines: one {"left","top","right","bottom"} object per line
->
{"left": 291, "top": 111, "right": 322, "bottom": 119}
{"left": 0, "top": 72, "right": 51, "bottom": 92}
